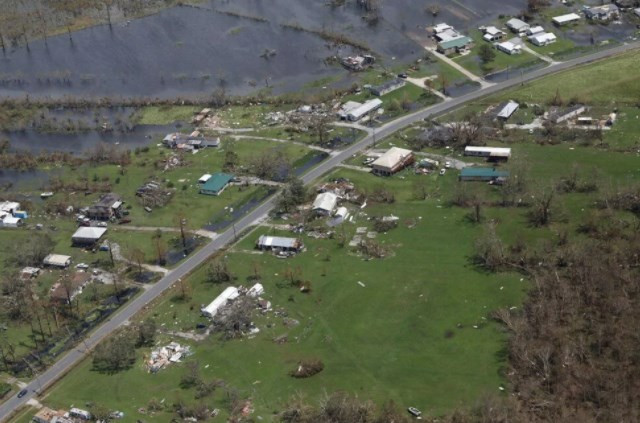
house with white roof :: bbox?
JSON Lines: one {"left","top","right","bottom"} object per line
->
{"left": 482, "top": 26, "right": 506, "bottom": 42}
{"left": 497, "top": 41, "right": 522, "bottom": 55}
{"left": 371, "top": 147, "right": 415, "bottom": 176}
{"left": 72, "top": 227, "right": 107, "bottom": 246}
{"left": 506, "top": 18, "right": 530, "bottom": 34}
{"left": 553, "top": 13, "right": 581, "bottom": 26}
{"left": 530, "top": 32, "right": 557, "bottom": 47}
{"left": 526, "top": 26, "right": 545, "bottom": 36}
{"left": 313, "top": 192, "right": 338, "bottom": 215}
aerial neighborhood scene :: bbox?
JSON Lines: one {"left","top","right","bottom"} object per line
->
{"left": 0, "top": 0, "right": 640, "bottom": 422}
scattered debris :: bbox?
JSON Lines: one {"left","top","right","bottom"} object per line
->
{"left": 146, "top": 342, "right": 192, "bottom": 373}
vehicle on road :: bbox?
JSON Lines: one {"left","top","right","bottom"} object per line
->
{"left": 17, "top": 389, "right": 27, "bottom": 398}
{"left": 408, "top": 406, "right": 422, "bottom": 417}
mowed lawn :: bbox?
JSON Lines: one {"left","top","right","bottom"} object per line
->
{"left": 42, "top": 167, "right": 525, "bottom": 420}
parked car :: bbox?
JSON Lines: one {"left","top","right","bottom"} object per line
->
{"left": 76, "top": 263, "right": 89, "bottom": 270}
{"left": 96, "top": 221, "right": 108, "bottom": 228}
{"left": 445, "top": 160, "right": 452, "bottom": 169}
{"left": 439, "top": 168, "right": 446, "bottom": 176}
{"left": 118, "top": 218, "right": 132, "bottom": 225}
{"left": 17, "top": 389, "right": 28, "bottom": 398}
{"left": 407, "top": 407, "right": 422, "bottom": 417}
{"left": 398, "top": 73, "right": 408, "bottom": 79}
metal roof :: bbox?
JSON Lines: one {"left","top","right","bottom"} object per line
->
{"left": 438, "top": 36, "right": 473, "bottom": 50}
{"left": 553, "top": 13, "right": 581, "bottom": 24}
{"left": 372, "top": 147, "right": 413, "bottom": 170}
{"left": 43, "top": 254, "right": 72, "bottom": 266}
{"left": 460, "top": 167, "right": 510, "bottom": 178}
{"left": 497, "top": 101, "right": 519, "bottom": 119}
{"left": 257, "top": 235, "right": 299, "bottom": 249}
{"left": 313, "top": 192, "right": 338, "bottom": 212}
{"left": 72, "top": 227, "right": 107, "bottom": 240}
{"left": 465, "top": 146, "right": 512, "bottom": 157}
{"left": 348, "top": 99, "right": 383, "bottom": 120}
{"left": 506, "top": 18, "right": 529, "bottom": 30}
{"left": 201, "top": 172, "right": 234, "bottom": 193}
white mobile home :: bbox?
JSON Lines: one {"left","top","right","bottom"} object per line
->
{"left": 464, "top": 146, "right": 512, "bottom": 161}
{"left": 347, "top": 99, "right": 383, "bottom": 121}
{"left": 496, "top": 101, "right": 519, "bottom": 120}
{"left": 553, "top": 13, "right": 581, "bottom": 26}
{"left": 201, "top": 286, "right": 239, "bottom": 318}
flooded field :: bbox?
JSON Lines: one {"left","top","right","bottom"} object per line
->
{"left": 3, "top": 123, "right": 179, "bottom": 154}
{"left": 0, "top": 1, "right": 421, "bottom": 100}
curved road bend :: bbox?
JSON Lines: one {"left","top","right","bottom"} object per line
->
{"left": 2, "top": 40, "right": 638, "bottom": 422}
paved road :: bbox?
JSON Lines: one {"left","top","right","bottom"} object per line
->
{"left": 1, "top": 40, "right": 638, "bottom": 422}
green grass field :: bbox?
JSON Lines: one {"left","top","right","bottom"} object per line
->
{"left": 41, "top": 168, "right": 526, "bottom": 420}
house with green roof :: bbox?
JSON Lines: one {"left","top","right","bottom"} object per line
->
{"left": 199, "top": 172, "right": 234, "bottom": 196}
{"left": 459, "top": 167, "right": 509, "bottom": 182}
{"left": 437, "top": 36, "right": 474, "bottom": 55}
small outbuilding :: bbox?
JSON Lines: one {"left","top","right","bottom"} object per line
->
{"left": 200, "top": 173, "right": 234, "bottom": 196}
{"left": 371, "top": 147, "right": 415, "bottom": 176}
{"left": 72, "top": 227, "right": 107, "bottom": 246}
{"left": 43, "top": 254, "right": 72, "bottom": 268}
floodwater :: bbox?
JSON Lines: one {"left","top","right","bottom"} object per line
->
{"left": 4, "top": 123, "right": 180, "bottom": 154}
{"left": 0, "top": 169, "right": 57, "bottom": 192}
{"left": 0, "top": 5, "right": 363, "bottom": 100}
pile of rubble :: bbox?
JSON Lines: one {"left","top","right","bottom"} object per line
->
{"left": 263, "top": 104, "right": 331, "bottom": 132}
{"left": 146, "top": 342, "right": 192, "bottom": 373}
